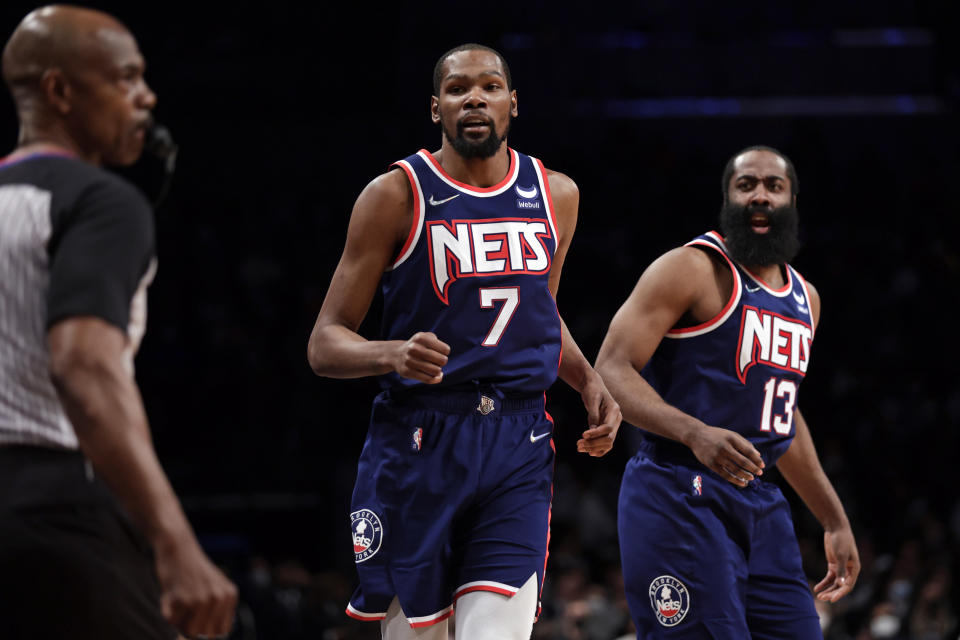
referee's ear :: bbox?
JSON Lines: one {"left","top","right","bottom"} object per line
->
{"left": 40, "top": 68, "right": 74, "bottom": 116}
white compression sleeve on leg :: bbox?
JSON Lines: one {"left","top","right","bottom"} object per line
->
{"left": 380, "top": 597, "right": 450, "bottom": 640}
{"left": 454, "top": 573, "right": 538, "bottom": 640}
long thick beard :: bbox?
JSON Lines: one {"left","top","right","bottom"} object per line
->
{"left": 442, "top": 118, "right": 509, "bottom": 159}
{"left": 719, "top": 202, "right": 801, "bottom": 266}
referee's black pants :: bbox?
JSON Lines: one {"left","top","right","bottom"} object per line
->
{"left": 0, "top": 445, "right": 176, "bottom": 640}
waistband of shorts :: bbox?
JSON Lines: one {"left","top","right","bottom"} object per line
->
{"left": 637, "top": 437, "right": 701, "bottom": 466}
{"left": 381, "top": 386, "right": 546, "bottom": 414}
{"left": 637, "top": 438, "right": 769, "bottom": 489}
{"left": 0, "top": 444, "right": 103, "bottom": 509}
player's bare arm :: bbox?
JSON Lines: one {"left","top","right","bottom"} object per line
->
{"left": 544, "top": 169, "right": 621, "bottom": 457}
{"left": 778, "top": 409, "right": 859, "bottom": 603}
{"left": 307, "top": 170, "right": 451, "bottom": 383}
{"left": 595, "top": 247, "right": 765, "bottom": 485}
{"left": 48, "top": 317, "right": 237, "bottom": 638}
{"left": 772, "top": 282, "right": 860, "bottom": 602}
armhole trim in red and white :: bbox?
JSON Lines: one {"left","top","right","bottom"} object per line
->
{"left": 388, "top": 160, "right": 425, "bottom": 270}
{"left": 793, "top": 267, "right": 816, "bottom": 337}
{"left": 667, "top": 235, "right": 742, "bottom": 339}
{"left": 531, "top": 157, "right": 559, "bottom": 251}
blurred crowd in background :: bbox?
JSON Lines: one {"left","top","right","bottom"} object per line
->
{"left": 3, "top": 0, "right": 958, "bottom": 637}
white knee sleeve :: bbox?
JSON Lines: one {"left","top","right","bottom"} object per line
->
{"left": 455, "top": 573, "right": 538, "bottom": 640}
{"left": 380, "top": 597, "right": 449, "bottom": 640}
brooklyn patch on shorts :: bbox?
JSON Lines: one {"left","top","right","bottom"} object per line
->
{"left": 618, "top": 452, "right": 821, "bottom": 638}
{"left": 345, "top": 389, "right": 555, "bottom": 627}
{"left": 350, "top": 508, "right": 383, "bottom": 563}
{"left": 648, "top": 575, "right": 691, "bottom": 627}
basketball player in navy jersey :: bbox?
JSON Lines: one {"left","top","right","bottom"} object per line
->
{"left": 307, "top": 44, "right": 621, "bottom": 639}
{"left": 596, "top": 147, "right": 860, "bottom": 638}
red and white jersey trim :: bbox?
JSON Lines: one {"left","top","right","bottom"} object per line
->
{"left": 707, "top": 232, "right": 794, "bottom": 296}
{"left": 531, "top": 158, "right": 559, "bottom": 252}
{"left": 408, "top": 604, "right": 454, "bottom": 628}
{"left": 389, "top": 160, "right": 425, "bottom": 270}
{"left": 417, "top": 149, "right": 520, "bottom": 197}
{"left": 713, "top": 231, "right": 794, "bottom": 296}
{"left": 454, "top": 580, "right": 520, "bottom": 600}
{"left": 742, "top": 263, "right": 794, "bottom": 296}
{"left": 792, "top": 267, "right": 816, "bottom": 337}
{"left": 667, "top": 232, "right": 742, "bottom": 339}
{"left": 345, "top": 603, "right": 386, "bottom": 621}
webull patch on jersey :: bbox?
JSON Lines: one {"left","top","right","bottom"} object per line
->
{"left": 351, "top": 508, "right": 383, "bottom": 563}
{"left": 515, "top": 184, "right": 540, "bottom": 208}
{"left": 515, "top": 184, "right": 538, "bottom": 199}
{"left": 736, "top": 306, "right": 812, "bottom": 383}
{"left": 649, "top": 575, "right": 690, "bottom": 627}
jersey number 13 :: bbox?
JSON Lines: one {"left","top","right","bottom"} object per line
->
{"left": 760, "top": 377, "right": 797, "bottom": 435}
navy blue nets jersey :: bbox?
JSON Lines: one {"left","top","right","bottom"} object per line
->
{"left": 641, "top": 231, "right": 815, "bottom": 466}
{"left": 378, "top": 149, "right": 562, "bottom": 393}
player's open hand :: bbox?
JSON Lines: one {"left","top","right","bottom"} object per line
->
{"left": 391, "top": 332, "right": 450, "bottom": 384}
{"left": 155, "top": 535, "right": 238, "bottom": 639}
{"left": 576, "top": 372, "right": 622, "bottom": 457}
{"left": 814, "top": 527, "right": 860, "bottom": 602}
{"left": 688, "top": 425, "right": 765, "bottom": 487}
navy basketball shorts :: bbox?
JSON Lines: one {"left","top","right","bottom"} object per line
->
{"left": 346, "top": 388, "right": 555, "bottom": 628}
{"left": 618, "top": 452, "right": 821, "bottom": 639}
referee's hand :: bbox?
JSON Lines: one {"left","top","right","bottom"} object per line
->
{"left": 155, "top": 535, "right": 238, "bottom": 638}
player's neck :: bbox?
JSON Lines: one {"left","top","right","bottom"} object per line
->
{"left": 434, "top": 141, "right": 511, "bottom": 188}
{"left": 744, "top": 263, "right": 786, "bottom": 289}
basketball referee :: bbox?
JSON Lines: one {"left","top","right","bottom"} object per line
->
{"left": 0, "top": 7, "right": 236, "bottom": 639}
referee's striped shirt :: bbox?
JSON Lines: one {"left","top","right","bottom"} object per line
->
{"left": 0, "top": 153, "right": 156, "bottom": 449}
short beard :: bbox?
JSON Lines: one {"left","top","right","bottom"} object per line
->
{"left": 719, "top": 202, "right": 800, "bottom": 266}
{"left": 442, "top": 118, "right": 509, "bottom": 159}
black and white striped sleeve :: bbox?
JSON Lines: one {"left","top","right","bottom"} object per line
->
{"left": 46, "top": 178, "right": 155, "bottom": 332}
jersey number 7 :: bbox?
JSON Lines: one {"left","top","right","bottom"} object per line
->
{"left": 479, "top": 287, "right": 519, "bottom": 347}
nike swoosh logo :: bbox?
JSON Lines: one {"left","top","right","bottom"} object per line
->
{"left": 745, "top": 284, "right": 760, "bottom": 293}
{"left": 515, "top": 184, "right": 538, "bottom": 198}
{"left": 428, "top": 194, "right": 459, "bottom": 206}
{"left": 530, "top": 430, "right": 551, "bottom": 443}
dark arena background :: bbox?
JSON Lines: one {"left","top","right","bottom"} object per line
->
{"left": 2, "top": 2, "right": 958, "bottom": 638}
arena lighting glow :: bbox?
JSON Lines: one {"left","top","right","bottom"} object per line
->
{"left": 584, "top": 95, "right": 944, "bottom": 118}
{"left": 501, "top": 28, "right": 935, "bottom": 50}
{"left": 833, "top": 28, "right": 935, "bottom": 47}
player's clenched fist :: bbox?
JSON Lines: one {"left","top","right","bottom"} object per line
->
{"left": 575, "top": 372, "right": 622, "bottom": 457}
{"left": 156, "top": 537, "right": 238, "bottom": 638}
{"left": 688, "top": 425, "right": 765, "bottom": 487}
{"left": 391, "top": 332, "right": 451, "bottom": 383}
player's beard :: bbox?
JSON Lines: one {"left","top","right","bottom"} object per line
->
{"left": 719, "top": 202, "right": 801, "bottom": 266}
{"left": 442, "top": 117, "right": 510, "bottom": 159}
